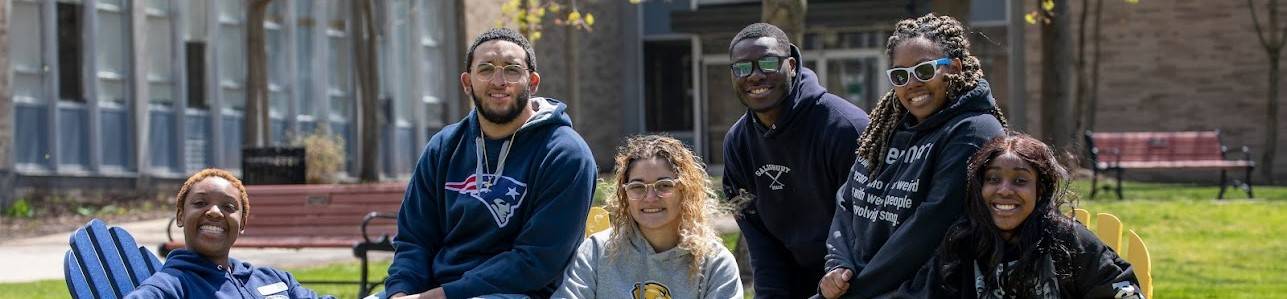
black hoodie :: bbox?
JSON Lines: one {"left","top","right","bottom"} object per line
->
{"left": 894, "top": 224, "right": 1144, "bottom": 298}
{"left": 722, "top": 45, "right": 871, "bottom": 298}
{"left": 824, "top": 80, "right": 1005, "bottom": 298}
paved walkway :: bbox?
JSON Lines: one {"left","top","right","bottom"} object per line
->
{"left": 0, "top": 214, "right": 740, "bottom": 283}
{"left": 0, "top": 217, "right": 384, "bottom": 283}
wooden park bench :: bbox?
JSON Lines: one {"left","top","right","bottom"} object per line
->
{"left": 1084, "top": 130, "right": 1254, "bottom": 200}
{"left": 159, "top": 182, "right": 405, "bottom": 298}
{"left": 1072, "top": 209, "right": 1152, "bottom": 298}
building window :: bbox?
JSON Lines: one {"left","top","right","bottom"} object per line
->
{"left": 12, "top": 0, "right": 46, "bottom": 103}
{"left": 266, "top": 1, "right": 289, "bottom": 117}
{"left": 327, "top": 1, "right": 351, "bottom": 120}
{"left": 420, "top": 0, "right": 445, "bottom": 128}
{"left": 97, "top": 0, "right": 129, "bottom": 105}
{"left": 145, "top": 0, "right": 175, "bottom": 106}
{"left": 186, "top": 42, "right": 207, "bottom": 109}
{"left": 57, "top": 2, "right": 84, "bottom": 102}
{"left": 218, "top": 0, "right": 246, "bottom": 111}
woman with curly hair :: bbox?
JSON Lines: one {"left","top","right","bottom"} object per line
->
{"left": 820, "top": 13, "right": 1007, "bottom": 298}
{"left": 555, "top": 135, "right": 742, "bottom": 299}
{"left": 899, "top": 132, "right": 1142, "bottom": 298}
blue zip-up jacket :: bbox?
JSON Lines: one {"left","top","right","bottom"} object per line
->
{"left": 126, "top": 249, "right": 332, "bottom": 299}
{"left": 385, "top": 98, "right": 598, "bottom": 299}
{"left": 722, "top": 44, "right": 871, "bottom": 298}
{"left": 825, "top": 80, "right": 1006, "bottom": 298}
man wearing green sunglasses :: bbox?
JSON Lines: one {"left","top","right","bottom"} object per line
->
{"left": 721, "top": 23, "right": 871, "bottom": 299}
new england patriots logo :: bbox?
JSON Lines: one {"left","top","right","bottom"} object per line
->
{"left": 445, "top": 174, "right": 528, "bottom": 227}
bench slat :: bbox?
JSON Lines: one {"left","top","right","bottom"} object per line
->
{"left": 1098, "top": 160, "right": 1254, "bottom": 169}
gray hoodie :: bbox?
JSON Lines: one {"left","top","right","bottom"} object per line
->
{"left": 554, "top": 228, "right": 743, "bottom": 299}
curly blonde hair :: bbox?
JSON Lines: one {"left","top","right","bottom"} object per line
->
{"left": 175, "top": 168, "right": 250, "bottom": 228}
{"left": 604, "top": 135, "right": 726, "bottom": 281}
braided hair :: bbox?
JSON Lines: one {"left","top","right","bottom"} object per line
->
{"left": 856, "top": 14, "right": 1009, "bottom": 174}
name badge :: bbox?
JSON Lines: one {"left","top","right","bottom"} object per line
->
{"left": 257, "top": 282, "right": 288, "bottom": 296}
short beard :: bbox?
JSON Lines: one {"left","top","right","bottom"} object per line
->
{"left": 472, "top": 87, "right": 531, "bottom": 124}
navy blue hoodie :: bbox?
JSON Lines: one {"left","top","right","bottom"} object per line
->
{"left": 825, "top": 80, "right": 1005, "bottom": 298}
{"left": 385, "top": 98, "right": 597, "bottom": 299}
{"left": 126, "top": 249, "right": 332, "bottom": 299}
{"left": 722, "top": 44, "right": 871, "bottom": 298}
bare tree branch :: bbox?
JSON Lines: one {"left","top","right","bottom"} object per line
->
{"left": 1249, "top": 0, "right": 1275, "bottom": 49}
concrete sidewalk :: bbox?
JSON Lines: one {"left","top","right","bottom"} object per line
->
{"left": 0, "top": 217, "right": 385, "bottom": 283}
{"left": 0, "top": 214, "right": 740, "bottom": 283}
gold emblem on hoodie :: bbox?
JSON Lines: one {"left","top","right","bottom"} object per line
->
{"left": 632, "top": 281, "right": 672, "bottom": 299}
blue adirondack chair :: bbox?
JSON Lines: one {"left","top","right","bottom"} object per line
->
{"left": 64, "top": 218, "right": 164, "bottom": 299}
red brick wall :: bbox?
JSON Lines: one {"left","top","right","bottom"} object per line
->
{"left": 1022, "top": 0, "right": 1287, "bottom": 184}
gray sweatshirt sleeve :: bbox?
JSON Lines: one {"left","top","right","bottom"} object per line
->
{"left": 702, "top": 247, "right": 744, "bottom": 299}
{"left": 554, "top": 235, "right": 602, "bottom": 299}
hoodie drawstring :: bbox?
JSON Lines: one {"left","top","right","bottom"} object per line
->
{"left": 218, "top": 264, "right": 251, "bottom": 299}
{"left": 475, "top": 132, "right": 517, "bottom": 190}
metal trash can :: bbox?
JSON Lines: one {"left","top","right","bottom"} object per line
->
{"left": 241, "top": 147, "right": 306, "bottom": 185}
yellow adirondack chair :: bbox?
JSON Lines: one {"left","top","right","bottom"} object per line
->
{"left": 585, "top": 206, "right": 611, "bottom": 237}
{"left": 1073, "top": 208, "right": 1091, "bottom": 225}
{"left": 1080, "top": 210, "right": 1151, "bottom": 299}
{"left": 1127, "top": 229, "right": 1153, "bottom": 298}
{"left": 1095, "top": 213, "right": 1124, "bottom": 252}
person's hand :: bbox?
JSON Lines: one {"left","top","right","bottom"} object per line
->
{"left": 820, "top": 268, "right": 853, "bottom": 299}
{"left": 422, "top": 288, "right": 446, "bottom": 299}
{"left": 390, "top": 288, "right": 444, "bottom": 299}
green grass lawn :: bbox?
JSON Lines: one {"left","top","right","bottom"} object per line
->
{"left": 5, "top": 180, "right": 1283, "bottom": 299}
{"left": 1069, "top": 180, "right": 1287, "bottom": 298}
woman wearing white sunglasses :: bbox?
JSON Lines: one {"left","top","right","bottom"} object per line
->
{"left": 819, "top": 13, "right": 1009, "bottom": 298}
{"left": 555, "top": 135, "right": 742, "bottom": 299}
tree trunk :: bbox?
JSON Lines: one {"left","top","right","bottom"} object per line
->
{"left": 1041, "top": 0, "right": 1075, "bottom": 152}
{"left": 1088, "top": 0, "right": 1103, "bottom": 135}
{"left": 1264, "top": 0, "right": 1282, "bottom": 185}
{"left": 1267, "top": 55, "right": 1280, "bottom": 184}
{"left": 1074, "top": 0, "right": 1089, "bottom": 147}
{"left": 353, "top": 0, "right": 381, "bottom": 182}
{"left": 567, "top": 24, "right": 580, "bottom": 124}
{"left": 0, "top": 0, "right": 12, "bottom": 207}
{"left": 1249, "top": 0, "right": 1283, "bottom": 184}
{"left": 245, "top": 0, "right": 273, "bottom": 148}
{"left": 761, "top": 0, "right": 807, "bottom": 43}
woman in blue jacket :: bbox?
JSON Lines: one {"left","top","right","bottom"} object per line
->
{"left": 127, "top": 169, "right": 332, "bottom": 299}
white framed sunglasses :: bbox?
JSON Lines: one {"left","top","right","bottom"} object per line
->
{"left": 886, "top": 56, "right": 951, "bottom": 86}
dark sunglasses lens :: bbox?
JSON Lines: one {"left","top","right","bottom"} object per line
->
{"left": 732, "top": 62, "right": 754, "bottom": 77}
{"left": 758, "top": 57, "right": 780, "bottom": 73}
{"left": 889, "top": 70, "right": 910, "bottom": 85}
{"left": 914, "top": 62, "right": 938, "bottom": 81}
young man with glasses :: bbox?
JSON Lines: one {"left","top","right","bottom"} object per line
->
{"left": 720, "top": 23, "right": 870, "bottom": 298}
{"left": 384, "top": 28, "right": 598, "bottom": 299}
